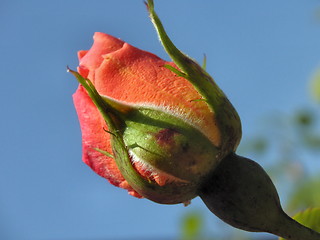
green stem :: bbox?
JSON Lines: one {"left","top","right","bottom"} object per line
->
{"left": 273, "top": 212, "right": 320, "bottom": 240}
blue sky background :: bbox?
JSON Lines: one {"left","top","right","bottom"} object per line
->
{"left": 1, "top": 0, "right": 320, "bottom": 239}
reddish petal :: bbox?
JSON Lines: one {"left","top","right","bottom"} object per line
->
{"left": 73, "top": 85, "right": 141, "bottom": 197}
{"left": 78, "top": 50, "right": 88, "bottom": 61}
{"left": 77, "top": 51, "right": 89, "bottom": 78}
{"left": 79, "top": 32, "right": 124, "bottom": 81}
{"left": 93, "top": 42, "right": 220, "bottom": 145}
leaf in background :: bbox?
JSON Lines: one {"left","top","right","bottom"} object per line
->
{"left": 287, "top": 178, "right": 320, "bottom": 213}
{"left": 310, "top": 69, "right": 320, "bottom": 103}
{"left": 294, "top": 110, "right": 314, "bottom": 128}
{"left": 293, "top": 110, "right": 320, "bottom": 151}
{"left": 294, "top": 208, "right": 320, "bottom": 232}
{"left": 180, "top": 212, "right": 204, "bottom": 240}
{"left": 303, "top": 134, "right": 320, "bottom": 150}
{"left": 279, "top": 208, "right": 320, "bottom": 240}
{"left": 238, "top": 136, "right": 268, "bottom": 155}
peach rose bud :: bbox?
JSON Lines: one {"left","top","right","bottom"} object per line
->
{"left": 70, "top": 1, "right": 241, "bottom": 204}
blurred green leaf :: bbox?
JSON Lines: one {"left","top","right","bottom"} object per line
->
{"left": 287, "top": 178, "right": 320, "bottom": 212}
{"left": 238, "top": 137, "right": 268, "bottom": 155}
{"left": 279, "top": 208, "right": 320, "bottom": 240}
{"left": 304, "top": 135, "right": 320, "bottom": 150}
{"left": 251, "top": 138, "right": 268, "bottom": 153}
{"left": 180, "top": 212, "right": 203, "bottom": 240}
{"left": 310, "top": 69, "right": 320, "bottom": 103}
{"left": 293, "top": 110, "right": 320, "bottom": 151}
{"left": 294, "top": 110, "right": 314, "bottom": 128}
{"left": 294, "top": 208, "right": 320, "bottom": 232}
{"left": 315, "top": 7, "right": 320, "bottom": 21}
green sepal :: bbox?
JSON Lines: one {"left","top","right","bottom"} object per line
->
{"left": 94, "top": 148, "right": 114, "bottom": 159}
{"left": 164, "top": 64, "right": 187, "bottom": 78}
{"left": 68, "top": 68, "right": 121, "bottom": 132}
{"left": 146, "top": 0, "right": 242, "bottom": 155}
{"left": 202, "top": 54, "right": 207, "bottom": 70}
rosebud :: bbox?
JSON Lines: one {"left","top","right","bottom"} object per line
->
{"left": 70, "top": 0, "right": 241, "bottom": 204}
{"left": 70, "top": 67, "right": 234, "bottom": 203}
